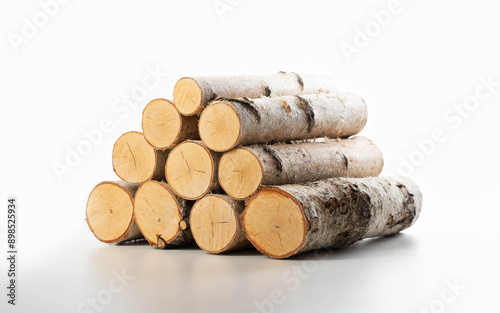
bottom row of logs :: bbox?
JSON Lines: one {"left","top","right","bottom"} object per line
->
{"left": 86, "top": 176, "right": 422, "bottom": 259}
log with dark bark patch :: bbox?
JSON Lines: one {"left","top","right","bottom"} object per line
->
{"left": 241, "top": 176, "right": 422, "bottom": 259}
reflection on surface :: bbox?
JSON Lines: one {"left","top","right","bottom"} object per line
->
{"left": 14, "top": 232, "right": 423, "bottom": 313}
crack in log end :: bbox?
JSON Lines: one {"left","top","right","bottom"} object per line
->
{"left": 217, "top": 97, "right": 261, "bottom": 123}
{"left": 181, "top": 151, "right": 192, "bottom": 176}
{"left": 126, "top": 143, "right": 137, "bottom": 170}
{"left": 291, "top": 72, "right": 304, "bottom": 90}
{"left": 295, "top": 96, "right": 315, "bottom": 133}
{"left": 324, "top": 198, "right": 336, "bottom": 214}
{"left": 263, "top": 86, "right": 272, "bottom": 97}
{"left": 279, "top": 99, "right": 292, "bottom": 113}
{"left": 179, "top": 219, "right": 189, "bottom": 231}
{"left": 262, "top": 145, "right": 283, "bottom": 173}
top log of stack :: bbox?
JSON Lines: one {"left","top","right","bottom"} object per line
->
{"left": 172, "top": 72, "right": 337, "bottom": 115}
{"left": 85, "top": 71, "right": 422, "bottom": 259}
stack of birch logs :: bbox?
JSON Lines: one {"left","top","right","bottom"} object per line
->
{"left": 86, "top": 72, "right": 422, "bottom": 259}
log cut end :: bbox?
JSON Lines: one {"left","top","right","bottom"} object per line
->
{"left": 142, "top": 99, "right": 183, "bottom": 149}
{"left": 199, "top": 101, "right": 241, "bottom": 152}
{"left": 173, "top": 78, "right": 203, "bottom": 116}
{"left": 219, "top": 147, "right": 263, "bottom": 199}
{"left": 166, "top": 141, "right": 215, "bottom": 200}
{"left": 242, "top": 189, "right": 308, "bottom": 258}
{"left": 86, "top": 182, "right": 140, "bottom": 243}
{"left": 112, "top": 132, "right": 157, "bottom": 183}
{"left": 179, "top": 220, "right": 188, "bottom": 230}
{"left": 134, "top": 181, "right": 183, "bottom": 246}
{"left": 156, "top": 236, "right": 167, "bottom": 249}
{"left": 190, "top": 195, "right": 240, "bottom": 253}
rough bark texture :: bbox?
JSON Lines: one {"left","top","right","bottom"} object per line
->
{"left": 158, "top": 223, "right": 194, "bottom": 248}
{"left": 174, "top": 72, "right": 337, "bottom": 115}
{"left": 86, "top": 181, "right": 143, "bottom": 243}
{"left": 199, "top": 92, "right": 367, "bottom": 152}
{"left": 219, "top": 136, "right": 384, "bottom": 199}
{"left": 242, "top": 176, "right": 422, "bottom": 258}
{"left": 203, "top": 145, "right": 222, "bottom": 196}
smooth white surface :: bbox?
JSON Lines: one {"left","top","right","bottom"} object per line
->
{"left": 1, "top": 0, "right": 499, "bottom": 312}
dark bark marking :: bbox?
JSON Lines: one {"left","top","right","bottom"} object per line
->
{"left": 262, "top": 145, "right": 283, "bottom": 173}
{"left": 216, "top": 96, "right": 261, "bottom": 123}
{"left": 279, "top": 99, "right": 291, "bottom": 113}
{"left": 263, "top": 86, "right": 272, "bottom": 97}
{"left": 295, "top": 96, "right": 315, "bottom": 133}
{"left": 291, "top": 72, "right": 304, "bottom": 90}
{"left": 338, "top": 150, "right": 350, "bottom": 170}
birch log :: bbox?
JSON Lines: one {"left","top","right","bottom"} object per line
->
{"left": 112, "top": 131, "right": 169, "bottom": 183}
{"left": 165, "top": 140, "right": 221, "bottom": 200}
{"left": 173, "top": 72, "right": 337, "bottom": 116}
{"left": 241, "top": 176, "right": 422, "bottom": 259}
{"left": 198, "top": 93, "right": 367, "bottom": 152}
{"left": 219, "top": 136, "right": 383, "bottom": 199}
{"left": 190, "top": 194, "right": 251, "bottom": 253}
{"left": 142, "top": 98, "right": 199, "bottom": 149}
{"left": 86, "top": 181, "right": 143, "bottom": 243}
{"left": 134, "top": 181, "right": 194, "bottom": 247}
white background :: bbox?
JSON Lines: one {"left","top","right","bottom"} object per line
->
{"left": 1, "top": 0, "right": 499, "bottom": 312}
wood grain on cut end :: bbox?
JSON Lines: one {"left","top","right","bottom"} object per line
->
{"left": 242, "top": 189, "right": 307, "bottom": 258}
{"left": 112, "top": 132, "right": 166, "bottom": 183}
{"left": 198, "top": 101, "right": 241, "bottom": 152}
{"left": 190, "top": 194, "right": 250, "bottom": 253}
{"left": 166, "top": 141, "right": 218, "bottom": 200}
{"left": 86, "top": 181, "right": 142, "bottom": 243}
{"left": 173, "top": 78, "right": 203, "bottom": 116}
{"left": 219, "top": 147, "right": 263, "bottom": 199}
{"left": 142, "top": 99, "right": 182, "bottom": 149}
{"left": 134, "top": 181, "right": 183, "bottom": 246}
